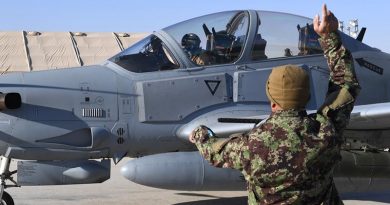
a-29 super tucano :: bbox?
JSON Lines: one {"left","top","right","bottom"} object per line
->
{"left": 0, "top": 10, "right": 389, "bottom": 204}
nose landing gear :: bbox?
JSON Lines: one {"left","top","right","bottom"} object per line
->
{"left": 0, "top": 157, "right": 19, "bottom": 205}
{"left": 0, "top": 192, "right": 13, "bottom": 205}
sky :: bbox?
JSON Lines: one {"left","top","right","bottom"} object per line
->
{"left": 0, "top": 0, "right": 389, "bottom": 53}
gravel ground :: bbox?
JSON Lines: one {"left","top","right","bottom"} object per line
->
{"left": 4, "top": 160, "right": 390, "bottom": 205}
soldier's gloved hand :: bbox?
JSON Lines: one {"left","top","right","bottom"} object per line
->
{"left": 313, "top": 4, "right": 339, "bottom": 37}
{"left": 189, "top": 125, "right": 214, "bottom": 143}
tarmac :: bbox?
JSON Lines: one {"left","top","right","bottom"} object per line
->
{"left": 5, "top": 159, "right": 390, "bottom": 205}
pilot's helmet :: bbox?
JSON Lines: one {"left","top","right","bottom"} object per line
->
{"left": 181, "top": 33, "right": 201, "bottom": 54}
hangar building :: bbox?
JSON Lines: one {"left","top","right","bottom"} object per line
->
{"left": 0, "top": 31, "right": 148, "bottom": 73}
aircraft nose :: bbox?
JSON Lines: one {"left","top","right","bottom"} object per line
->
{"left": 120, "top": 160, "right": 137, "bottom": 181}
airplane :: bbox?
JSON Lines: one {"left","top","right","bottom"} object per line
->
{"left": 0, "top": 9, "right": 389, "bottom": 204}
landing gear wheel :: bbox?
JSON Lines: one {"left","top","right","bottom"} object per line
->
{"left": 0, "top": 191, "right": 14, "bottom": 205}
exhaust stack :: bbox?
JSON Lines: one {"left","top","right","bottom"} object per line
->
{"left": 0, "top": 93, "right": 21, "bottom": 110}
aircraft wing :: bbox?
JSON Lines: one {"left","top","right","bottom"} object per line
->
{"left": 177, "top": 102, "right": 390, "bottom": 141}
{"left": 176, "top": 113, "right": 270, "bottom": 141}
{"left": 348, "top": 102, "right": 390, "bottom": 130}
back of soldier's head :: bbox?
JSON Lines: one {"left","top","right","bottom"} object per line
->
{"left": 266, "top": 65, "right": 310, "bottom": 110}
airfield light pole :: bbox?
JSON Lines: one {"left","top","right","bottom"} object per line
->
{"left": 339, "top": 21, "right": 344, "bottom": 32}
{"left": 349, "top": 19, "right": 359, "bottom": 38}
{"left": 339, "top": 19, "right": 359, "bottom": 38}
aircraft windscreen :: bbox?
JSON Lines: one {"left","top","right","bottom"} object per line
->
{"left": 109, "top": 35, "right": 180, "bottom": 73}
{"left": 163, "top": 11, "right": 249, "bottom": 66}
{"left": 252, "top": 11, "right": 323, "bottom": 60}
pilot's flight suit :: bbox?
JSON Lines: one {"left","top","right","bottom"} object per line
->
{"left": 191, "top": 51, "right": 217, "bottom": 66}
{"left": 192, "top": 32, "right": 360, "bottom": 204}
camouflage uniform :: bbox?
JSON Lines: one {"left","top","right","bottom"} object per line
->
{"left": 192, "top": 32, "right": 360, "bottom": 205}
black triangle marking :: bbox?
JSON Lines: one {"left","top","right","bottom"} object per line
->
{"left": 205, "top": 80, "right": 221, "bottom": 95}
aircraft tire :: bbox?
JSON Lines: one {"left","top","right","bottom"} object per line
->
{"left": 1, "top": 191, "right": 14, "bottom": 205}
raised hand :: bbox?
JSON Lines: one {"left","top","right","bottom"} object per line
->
{"left": 313, "top": 4, "right": 339, "bottom": 37}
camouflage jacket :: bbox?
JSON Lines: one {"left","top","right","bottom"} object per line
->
{"left": 193, "top": 32, "right": 360, "bottom": 205}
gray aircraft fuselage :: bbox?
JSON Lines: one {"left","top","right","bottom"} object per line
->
{"left": 0, "top": 10, "right": 389, "bottom": 204}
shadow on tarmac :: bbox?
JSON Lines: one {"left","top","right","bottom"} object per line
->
{"left": 172, "top": 192, "right": 390, "bottom": 204}
{"left": 173, "top": 196, "right": 247, "bottom": 205}
{"left": 173, "top": 192, "right": 390, "bottom": 205}
{"left": 175, "top": 193, "right": 220, "bottom": 198}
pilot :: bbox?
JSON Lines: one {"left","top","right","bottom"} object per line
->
{"left": 189, "top": 4, "right": 360, "bottom": 205}
{"left": 181, "top": 33, "right": 201, "bottom": 58}
{"left": 284, "top": 48, "right": 292, "bottom": 57}
{"left": 181, "top": 33, "right": 211, "bottom": 66}
{"left": 150, "top": 36, "right": 178, "bottom": 71}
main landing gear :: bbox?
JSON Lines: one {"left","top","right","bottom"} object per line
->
{"left": 0, "top": 157, "right": 19, "bottom": 205}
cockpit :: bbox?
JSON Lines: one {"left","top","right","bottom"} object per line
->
{"left": 109, "top": 10, "right": 325, "bottom": 73}
{"left": 109, "top": 35, "right": 180, "bottom": 73}
{"left": 253, "top": 11, "right": 322, "bottom": 59}
{"left": 164, "top": 11, "right": 249, "bottom": 66}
